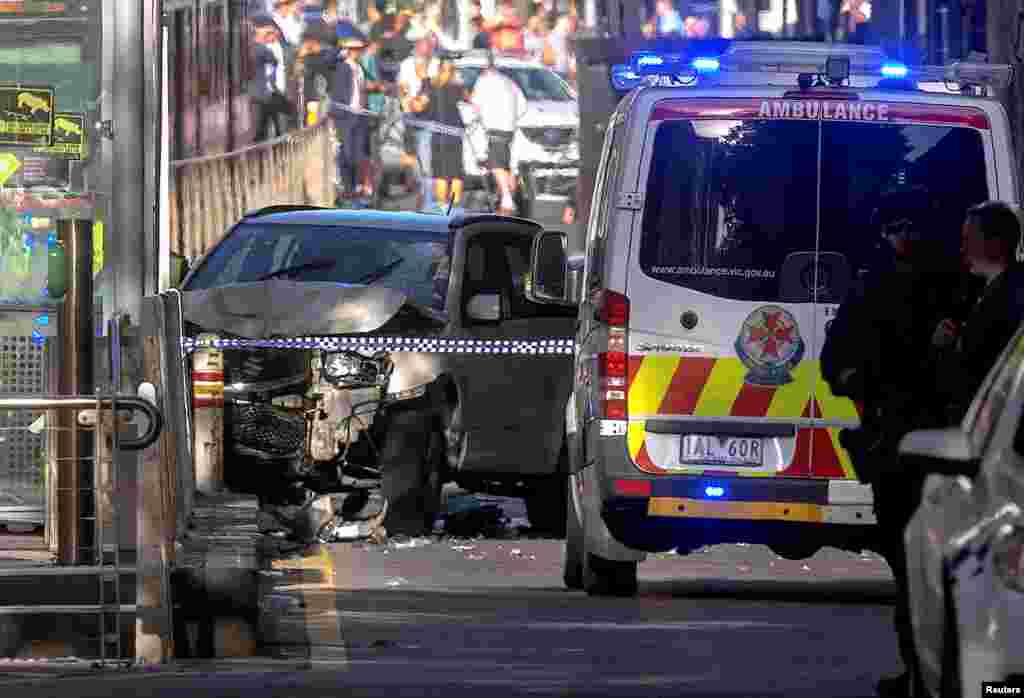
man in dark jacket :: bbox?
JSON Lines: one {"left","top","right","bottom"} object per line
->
{"left": 331, "top": 24, "right": 371, "bottom": 200}
{"left": 297, "top": 20, "right": 337, "bottom": 126}
{"left": 821, "top": 189, "right": 963, "bottom": 698}
{"left": 250, "top": 15, "right": 294, "bottom": 141}
{"left": 932, "top": 200, "right": 1024, "bottom": 420}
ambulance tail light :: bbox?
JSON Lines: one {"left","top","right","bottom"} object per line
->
{"left": 597, "top": 290, "right": 630, "bottom": 420}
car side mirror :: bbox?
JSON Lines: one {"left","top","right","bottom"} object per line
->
{"left": 527, "top": 230, "right": 574, "bottom": 306}
{"left": 466, "top": 292, "right": 501, "bottom": 322}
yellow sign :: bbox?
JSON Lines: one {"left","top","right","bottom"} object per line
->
{"left": 0, "top": 85, "right": 54, "bottom": 146}
{"left": 34, "top": 112, "right": 85, "bottom": 160}
{"left": 0, "top": 152, "right": 20, "bottom": 186}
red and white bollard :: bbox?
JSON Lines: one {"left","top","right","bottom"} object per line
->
{"left": 191, "top": 333, "right": 224, "bottom": 494}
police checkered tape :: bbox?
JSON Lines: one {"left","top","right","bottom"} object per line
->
{"left": 180, "top": 335, "right": 576, "bottom": 355}
{"left": 329, "top": 100, "right": 466, "bottom": 138}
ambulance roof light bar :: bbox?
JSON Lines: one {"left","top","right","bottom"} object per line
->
{"left": 621, "top": 44, "right": 1014, "bottom": 93}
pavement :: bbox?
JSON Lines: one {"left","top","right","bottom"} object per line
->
{"left": 0, "top": 487, "right": 900, "bottom": 697}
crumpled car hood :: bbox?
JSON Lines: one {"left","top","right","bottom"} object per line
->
{"left": 181, "top": 280, "right": 438, "bottom": 338}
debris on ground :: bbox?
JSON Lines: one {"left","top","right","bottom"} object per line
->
{"left": 259, "top": 488, "right": 390, "bottom": 544}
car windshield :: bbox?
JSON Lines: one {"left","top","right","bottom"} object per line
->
{"left": 640, "top": 118, "right": 989, "bottom": 302}
{"left": 458, "top": 65, "right": 573, "bottom": 101}
{"left": 183, "top": 223, "right": 451, "bottom": 313}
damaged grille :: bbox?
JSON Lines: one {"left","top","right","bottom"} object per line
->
{"left": 230, "top": 403, "right": 305, "bottom": 458}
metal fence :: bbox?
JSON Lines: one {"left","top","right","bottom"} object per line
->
{"left": 0, "top": 309, "right": 164, "bottom": 663}
{"left": 169, "top": 121, "right": 335, "bottom": 261}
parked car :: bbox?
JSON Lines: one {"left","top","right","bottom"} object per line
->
{"left": 902, "top": 325, "right": 1024, "bottom": 698}
{"left": 178, "top": 207, "right": 577, "bottom": 536}
{"left": 0, "top": 492, "right": 44, "bottom": 533}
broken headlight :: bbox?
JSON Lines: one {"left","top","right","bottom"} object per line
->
{"left": 321, "top": 351, "right": 382, "bottom": 386}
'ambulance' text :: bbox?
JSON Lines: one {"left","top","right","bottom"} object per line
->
{"left": 759, "top": 100, "right": 890, "bottom": 121}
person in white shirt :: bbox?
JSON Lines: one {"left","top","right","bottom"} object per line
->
{"left": 471, "top": 51, "right": 527, "bottom": 214}
{"left": 272, "top": 0, "right": 304, "bottom": 47}
{"left": 398, "top": 38, "right": 440, "bottom": 209}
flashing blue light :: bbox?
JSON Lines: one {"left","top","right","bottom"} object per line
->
{"left": 704, "top": 486, "right": 725, "bottom": 498}
{"left": 610, "top": 63, "right": 644, "bottom": 91}
{"left": 30, "top": 329, "right": 45, "bottom": 347}
{"left": 47, "top": 232, "right": 58, "bottom": 248}
{"left": 692, "top": 57, "right": 720, "bottom": 73}
{"left": 881, "top": 63, "right": 909, "bottom": 79}
{"left": 635, "top": 53, "right": 665, "bottom": 67}
{"left": 35, "top": 314, "right": 49, "bottom": 327}
{"left": 22, "top": 233, "right": 33, "bottom": 248}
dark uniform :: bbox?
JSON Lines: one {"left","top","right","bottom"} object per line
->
{"left": 822, "top": 194, "right": 963, "bottom": 698}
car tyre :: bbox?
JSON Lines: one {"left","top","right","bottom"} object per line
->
{"left": 583, "top": 540, "right": 638, "bottom": 598}
{"left": 380, "top": 411, "right": 445, "bottom": 537}
{"left": 525, "top": 454, "right": 568, "bottom": 538}
{"left": 563, "top": 479, "right": 583, "bottom": 590}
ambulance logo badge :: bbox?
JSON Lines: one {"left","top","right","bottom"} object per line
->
{"left": 735, "top": 305, "right": 805, "bottom": 386}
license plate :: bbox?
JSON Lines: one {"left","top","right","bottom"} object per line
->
{"left": 680, "top": 435, "right": 763, "bottom": 467}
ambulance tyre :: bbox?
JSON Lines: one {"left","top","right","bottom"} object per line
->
{"left": 380, "top": 411, "right": 445, "bottom": 537}
{"left": 562, "top": 480, "right": 584, "bottom": 590}
{"left": 583, "top": 549, "right": 638, "bottom": 598}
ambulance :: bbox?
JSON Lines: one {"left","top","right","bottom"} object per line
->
{"left": 527, "top": 41, "right": 1019, "bottom": 596}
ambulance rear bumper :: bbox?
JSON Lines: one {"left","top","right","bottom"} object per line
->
{"left": 597, "top": 470, "right": 878, "bottom": 554}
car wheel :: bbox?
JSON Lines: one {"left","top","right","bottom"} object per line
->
{"left": 583, "top": 545, "right": 638, "bottom": 598}
{"left": 380, "top": 411, "right": 445, "bottom": 537}
{"left": 563, "top": 479, "right": 583, "bottom": 590}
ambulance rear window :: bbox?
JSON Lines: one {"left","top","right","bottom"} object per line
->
{"left": 639, "top": 118, "right": 989, "bottom": 303}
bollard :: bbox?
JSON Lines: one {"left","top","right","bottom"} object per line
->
{"left": 191, "top": 333, "right": 224, "bottom": 494}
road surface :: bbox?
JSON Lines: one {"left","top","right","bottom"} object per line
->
{"left": 0, "top": 488, "right": 900, "bottom": 697}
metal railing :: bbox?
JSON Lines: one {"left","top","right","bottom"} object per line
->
{"left": 0, "top": 350, "right": 164, "bottom": 665}
{"left": 169, "top": 121, "right": 334, "bottom": 261}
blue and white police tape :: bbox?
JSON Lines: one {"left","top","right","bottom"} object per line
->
{"left": 180, "top": 335, "right": 576, "bottom": 355}
{"left": 329, "top": 100, "right": 467, "bottom": 138}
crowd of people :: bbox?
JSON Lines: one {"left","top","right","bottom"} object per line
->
{"left": 246, "top": 0, "right": 579, "bottom": 213}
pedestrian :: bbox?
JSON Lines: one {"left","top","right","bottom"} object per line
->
{"left": 485, "top": 0, "right": 525, "bottom": 53}
{"left": 294, "top": 19, "right": 337, "bottom": 126}
{"left": 821, "top": 189, "right": 964, "bottom": 698}
{"left": 524, "top": 14, "right": 550, "bottom": 65}
{"left": 249, "top": 15, "right": 295, "bottom": 141}
{"left": 655, "top": 0, "right": 685, "bottom": 35}
{"left": 332, "top": 23, "right": 372, "bottom": 201}
{"left": 424, "top": 56, "right": 468, "bottom": 209}
{"left": 932, "top": 200, "right": 1024, "bottom": 421}
{"left": 470, "top": 15, "right": 492, "bottom": 48}
{"left": 547, "top": 13, "right": 573, "bottom": 81}
{"left": 360, "top": 30, "right": 390, "bottom": 199}
{"left": 272, "top": 0, "right": 304, "bottom": 48}
{"left": 471, "top": 50, "right": 527, "bottom": 214}
{"left": 398, "top": 38, "right": 439, "bottom": 209}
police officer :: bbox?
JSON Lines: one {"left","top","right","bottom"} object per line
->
{"left": 932, "top": 201, "right": 1024, "bottom": 421}
{"left": 822, "top": 188, "right": 962, "bottom": 698}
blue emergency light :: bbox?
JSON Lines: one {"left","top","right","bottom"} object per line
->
{"left": 704, "top": 485, "right": 725, "bottom": 498}
{"left": 610, "top": 63, "right": 644, "bottom": 91}
{"left": 881, "top": 62, "right": 909, "bottom": 78}
{"left": 631, "top": 51, "right": 721, "bottom": 77}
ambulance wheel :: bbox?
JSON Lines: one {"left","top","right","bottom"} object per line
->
{"left": 381, "top": 411, "right": 445, "bottom": 537}
{"left": 583, "top": 551, "right": 638, "bottom": 598}
{"left": 562, "top": 480, "right": 583, "bottom": 590}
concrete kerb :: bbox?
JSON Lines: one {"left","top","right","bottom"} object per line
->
{"left": 0, "top": 656, "right": 313, "bottom": 683}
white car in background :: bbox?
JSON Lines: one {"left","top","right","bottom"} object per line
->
{"left": 454, "top": 54, "right": 579, "bottom": 191}
{"left": 901, "top": 324, "right": 1024, "bottom": 698}
{"left": 377, "top": 53, "right": 579, "bottom": 216}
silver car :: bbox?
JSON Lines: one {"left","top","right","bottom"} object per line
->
{"left": 901, "top": 326, "right": 1024, "bottom": 698}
